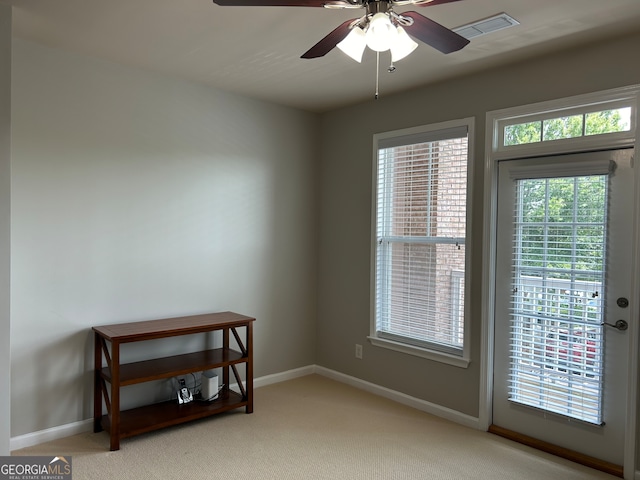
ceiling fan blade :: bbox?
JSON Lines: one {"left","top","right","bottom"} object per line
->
{"left": 402, "top": 11, "right": 469, "bottom": 54}
{"left": 301, "top": 18, "right": 356, "bottom": 59}
{"left": 411, "top": 0, "right": 464, "bottom": 6}
{"left": 212, "top": 0, "right": 353, "bottom": 6}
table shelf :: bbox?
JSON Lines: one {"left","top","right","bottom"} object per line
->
{"left": 100, "top": 348, "right": 246, "bottom": 386}
{"left": 99, "top": 390, "right": 246, "bottom": 439}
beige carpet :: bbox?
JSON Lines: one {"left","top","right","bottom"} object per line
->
{"left": 13, "top": 374, "right": 618, "bottom": 479}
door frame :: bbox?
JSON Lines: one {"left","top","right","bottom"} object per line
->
{"left": 480, "top": 85, "right": 640, "bottom": 480}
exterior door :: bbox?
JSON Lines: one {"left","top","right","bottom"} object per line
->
{"left": 492, "top": 149, "right": 634, "bottom": 466}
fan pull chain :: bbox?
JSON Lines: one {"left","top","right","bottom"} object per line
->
{"left": 375, "top": 51, "right": 380, "bottom": 100}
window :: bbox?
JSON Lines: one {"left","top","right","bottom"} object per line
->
{"left": 503, "top": 107, "right": 631, "bottom": 147}
{"left": 371, "top": 119, "right": 473, "bottom": 366}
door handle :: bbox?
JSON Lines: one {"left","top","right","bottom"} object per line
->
{"left": 602, "top": 319, "right": 628, "bottom": 331}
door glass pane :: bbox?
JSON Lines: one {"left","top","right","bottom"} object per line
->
{"left": 508, "top": 175, "right": 607, "bottom": 424}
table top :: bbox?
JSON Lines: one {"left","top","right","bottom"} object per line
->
{"left": 93, "top": 311, "right": 255, "bottom": 342}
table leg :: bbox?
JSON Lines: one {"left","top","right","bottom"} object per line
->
{"left": 110, "top": 341, "right": 120, "bottom": 451}
{"left": 246, "top": 322, "right": 253, "bottom": 414}
{"left": 223, "top": 328, "right": 230, "bottom": 394}
{"left": 93, "top": 333, "right": 103, "bottom": 433}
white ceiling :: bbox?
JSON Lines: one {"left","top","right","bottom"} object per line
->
{"left": 8, "top": 0, "right": 640, "bottom": 112}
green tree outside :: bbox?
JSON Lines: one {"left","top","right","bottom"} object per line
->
{"left": 519, "top": 176, "right": 606, "bottom": 276}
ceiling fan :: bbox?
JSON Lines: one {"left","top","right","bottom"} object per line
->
{"left": 211, "top": 0, "right": 470, "bottom": 63}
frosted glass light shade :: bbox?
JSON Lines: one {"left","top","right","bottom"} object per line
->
{"left": 365, "top": 13, "right": 397, "bottom": 52}
{"left": 337, "top": 26, "right": 367, "bottom": 62}
{"left": 390, "top": 26, "right": 418, "bottom": 62}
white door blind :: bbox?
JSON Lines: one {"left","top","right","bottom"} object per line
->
{"left": 375, "top": 130, "right": 468, "bottom": 354}
{"left": 509, "top": 174, "right": 607, "bottom": 424}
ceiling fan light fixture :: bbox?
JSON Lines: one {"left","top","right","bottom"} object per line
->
{"left": 365, "top": 12, "right": 397, "bottom": 52}
{"left": 390, "top": 26, "right": 418, "bottom": 62}
{"left": 337, "top": 26, "right": 367, "bottom": 62}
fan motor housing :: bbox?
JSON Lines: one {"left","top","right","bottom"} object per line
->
{"left": 366, "top": 0, "right": 391, "bottom": 16}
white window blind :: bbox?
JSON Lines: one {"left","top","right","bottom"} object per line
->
{"left": 374, "top": 125, "right": 468, "bottom": 355}
{"left": 508, "top": 172, "right": 609, "bottom": 424}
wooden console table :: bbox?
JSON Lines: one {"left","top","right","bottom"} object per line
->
{"left": 93, "top": 311, "right": 254, "bottom": 451}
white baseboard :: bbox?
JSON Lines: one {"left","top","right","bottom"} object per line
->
{"left": 314, "top": 366, "right": 480, "bottom": 430}
{"left": 11, "top": 418, "right": 94, "bottom": 452}
{"left": 11, "top": 364, "right": 478, "bottom": 451}
{"left": 253, "top": 365, "right": 315, "bottom": 389}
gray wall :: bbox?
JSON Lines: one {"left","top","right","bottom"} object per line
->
{"left": 10, "top": 39, "right": 319, "bottom": 437}
{"left": 0, "top": 4, "right": 11, "bottom": 456}
{"left": 316, "top": 30, "right": 640, "bottom": 418}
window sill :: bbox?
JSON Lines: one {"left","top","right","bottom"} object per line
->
{"left": 368, "top": 336, "right": 470, "bottom": 369}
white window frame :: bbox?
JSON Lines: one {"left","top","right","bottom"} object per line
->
{"left": 481, "top": 85, "right": 640, "bottom": 478}
{"left": 491, "top": 87, "right": 638, "bottom": 161}
{"left": 369, "top": 117, "right": 474, "bottom": 368}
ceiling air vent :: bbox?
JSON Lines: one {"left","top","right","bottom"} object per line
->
{"left": 453, "top": 13, "right": 519, "bottom": 40}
